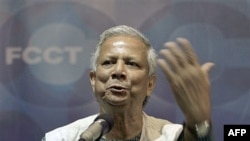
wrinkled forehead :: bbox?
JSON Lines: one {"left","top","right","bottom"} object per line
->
{"left": 100, "top": 35, "right": 148, "bottom": 52}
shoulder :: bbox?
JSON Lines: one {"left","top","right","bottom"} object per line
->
{"left": 44, "top": 114, "right": 98, "bottom": 141}
{"left": 143, "top": 112, "right": 173, "bottom": 130}
{"left": 142, "top": 113, "right": 183, "bottom": 141}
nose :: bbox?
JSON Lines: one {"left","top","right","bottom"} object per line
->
{"left": 111, "top": 61, "right": 127, "bottom": 80}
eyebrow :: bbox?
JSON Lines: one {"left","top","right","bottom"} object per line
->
{"left": 101, "top": 54, "right": 138, "bottom": 61}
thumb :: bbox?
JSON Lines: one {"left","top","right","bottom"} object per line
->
{"left": 201, "top": 62, "right": 215, "bottom": 73}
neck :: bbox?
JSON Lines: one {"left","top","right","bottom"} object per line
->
{"left": 102, "top": 111, "right": 143, "bottom": 140}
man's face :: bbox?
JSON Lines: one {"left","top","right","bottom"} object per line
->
{"left": 90, "top": 35, "right": 156, "bottom": 110}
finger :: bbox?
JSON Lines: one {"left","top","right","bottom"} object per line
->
{"left": 164, "top": 42, "right": 187, "bottom": 67}
{"left": 157, "top": 58, "right": 174, "bottom": 81}
{"left": 201, "top": 62, "right": 215, "bottom": 73}
{"left": 159, "top": 49, "right": 180, "bottom": 73}
{"left": 176, "top": 37, "right": 199, "bottom": 66}
{"left": 201, "top": 62, "right": 215, "bottom": 84}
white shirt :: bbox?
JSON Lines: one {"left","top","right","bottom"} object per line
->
{"left": 44, "top": 112, "right": 183, "bottom": 141}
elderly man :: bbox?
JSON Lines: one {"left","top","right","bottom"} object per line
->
{"left": 43, "top": 25, "right": 214, "bottom": 141}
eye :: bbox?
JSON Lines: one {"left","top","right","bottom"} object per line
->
{"left": 127, "top": 62, "right": 139, "bottom": 67}
{"left": 102, "top": 60, "right": 114, "bottom": 65}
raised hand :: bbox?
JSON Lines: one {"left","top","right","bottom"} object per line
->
{"left": 157, "top": 38, "right": 214, "bottom": 125}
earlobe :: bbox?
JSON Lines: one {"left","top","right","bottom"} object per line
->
{"left": 147, "top": 75, "right": 157, "bottom": 96}
{"left": 89, "top": 71, "right": 96, "bottom": 90}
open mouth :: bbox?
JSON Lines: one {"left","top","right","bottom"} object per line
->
{"left": 107, "top": 85, "right": 127, "bottom": 93}
{"left": 111, "top": 86, "right": 125, "bottom": 90}
{"left": 103, "top": 84, "right": 129, "bottom": 105}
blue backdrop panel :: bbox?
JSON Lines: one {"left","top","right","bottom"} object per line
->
{"left": 0, "top": 0, "right": 249, "bottom": 141}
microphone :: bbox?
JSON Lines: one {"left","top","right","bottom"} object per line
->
{"left": 78, "top": 114, "right": 114, "bottom": 141}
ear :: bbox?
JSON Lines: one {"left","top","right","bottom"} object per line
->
{"left": 89, "top": 70, "right": 96, "bottom": 92}
{"left": 147, "top": 75, "right": 157, "bottom": 96}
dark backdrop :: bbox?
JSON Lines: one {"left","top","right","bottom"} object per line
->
{"left": 0, "top": 0, "right": 250, "bottom": 141}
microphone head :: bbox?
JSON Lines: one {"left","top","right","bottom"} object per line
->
{"left": 94, "top": 114, "right": 114, "bottom": 134}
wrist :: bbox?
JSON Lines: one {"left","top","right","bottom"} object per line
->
{"left": 184, "top": 120, "right": 211, "bottom": 138}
